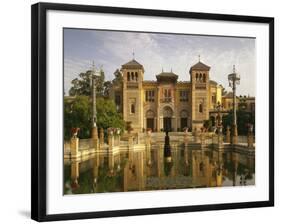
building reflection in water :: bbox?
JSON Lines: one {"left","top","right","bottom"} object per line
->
{"left": 64, "top": 144, "right": 255, "bottom": 194}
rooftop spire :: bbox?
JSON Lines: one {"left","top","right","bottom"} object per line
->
{"left": 198, "top": 54, "right": 201, "bottom": 62}
{"left": 132, "top": 51, "right": 135, "bottom": 60}
{"left": 233, "top": 64, "right": 236, "bottom": 73}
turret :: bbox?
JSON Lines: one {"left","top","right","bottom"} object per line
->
{"left": 189, "top": 56, "right": 211, "bottom": 131}
{"left": 120, "top": 58, "right": 145, "bottom": 132}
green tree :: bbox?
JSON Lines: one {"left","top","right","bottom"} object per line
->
{"left": 222, "top": 110, "right": 255, "bottom": 135}
{"left": 68, "top": 69, "right": 107, "bottom": 97}
{"left": 96, "top": 98, "right": 125, "bottom": 132}
{"left": 64, "top": 96, "right": 91, "bottom": 139}
{"left": 64, "top": 96, "right": 125, "bottom": 139}
{"left": 65, "top": 68, "right": 124, "bottom": 140}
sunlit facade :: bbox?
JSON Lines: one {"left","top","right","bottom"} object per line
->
{"left": 110, "top": 58, "right": 223, "bottom": 132}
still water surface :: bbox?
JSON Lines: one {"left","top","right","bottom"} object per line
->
{"left": 64, "top": 146, "right": 255, "bottom": 194}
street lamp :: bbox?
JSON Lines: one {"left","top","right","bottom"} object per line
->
{"left": 91, "top": 61, "right": 101, "bottom": 142}
{"left": 228, "top": 65, "right": 240, "bottom": 145}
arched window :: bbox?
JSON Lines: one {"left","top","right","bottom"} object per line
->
{"left": 163, "top": 89, "right": 172, "bottom": 102}
{"left": 203, "top": 73, "right": 206, "bottom": 82}
{"left": 131, "top": 104, "right": 135, "bottom": 114}
{"left": 199, "top": 73, "right": 202, "bottom": 82}
{"left": 199, "top": 103, "right": 203, "bottom": 113}
{"left": 131, "top": 72, "right": 134, "bottom": 81}
{"left": 127, "top": 72, "right": 130, "bottom": 81}
{"left": 196, "top": 73, "right": 198, "bottom": 81}
{"left": 135, "top": 72, "right": 138, "bottom": 81}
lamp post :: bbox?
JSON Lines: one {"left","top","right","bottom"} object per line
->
{"left": 228, "top": 65, "right": 240, "bottom": 145}
{"left": 91, "top": 61, "right": 101, "bottom": 146}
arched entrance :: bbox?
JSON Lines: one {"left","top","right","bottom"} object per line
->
{"left": 163, "top": 106, "right": 173, "bottom": 132}
{"left": 146, "top": 110, "right": 155, "bottom": 131}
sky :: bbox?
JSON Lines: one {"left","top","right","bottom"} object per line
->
{"left": 64, "top": 28, "right": 256, "bottom": 96}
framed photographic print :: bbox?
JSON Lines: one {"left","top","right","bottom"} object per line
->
{"left": 31, "top": 2, "right": 274, "bottom": 222}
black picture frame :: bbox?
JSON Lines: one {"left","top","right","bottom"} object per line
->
{"left": 31, "top": 2, "right": 274, "bottom": 222}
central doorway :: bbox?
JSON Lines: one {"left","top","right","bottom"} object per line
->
{"left": 164, "top": 117, "right": 172, "bottom": 132}
{"left": 162, "top": 106, "right": 173, "bottom": 132}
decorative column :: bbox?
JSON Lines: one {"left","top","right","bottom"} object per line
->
{"left": 70, "top": 137, "right": 79, "bottom": 158}
{"left": 108, "top": 128, "right": 114, "bottom": 149}
{"left": 115, "top": 128, "right": 121, "bottom": 146}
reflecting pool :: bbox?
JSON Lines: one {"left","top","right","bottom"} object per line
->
{"left": 64, "top": 144, "right": 255, "bottom": 194}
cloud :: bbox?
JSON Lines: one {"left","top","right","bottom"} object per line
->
{"left": 64, "top": 29, "right": 255, "bottom": 96}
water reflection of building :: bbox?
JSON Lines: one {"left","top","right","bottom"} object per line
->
{"left": 66, "top": 146, "right": 255, "bottom": 194}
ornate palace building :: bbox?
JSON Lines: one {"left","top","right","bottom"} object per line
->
{"left": 110, "top": 58, "right": 224, "bottom": 132}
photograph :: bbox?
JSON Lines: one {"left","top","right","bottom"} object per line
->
{"left": 63, "top": 29, "right": 256, "bottom": 195}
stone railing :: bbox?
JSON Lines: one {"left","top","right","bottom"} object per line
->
{"left": 78, "top": 138, "right": 92, "bottom": 150}
{"left": 65, "top": 127, "right": 255, "bottom": 160}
